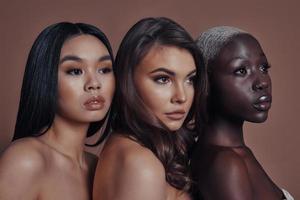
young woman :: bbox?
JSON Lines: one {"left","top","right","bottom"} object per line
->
{"left": 93, "top": 17, "right": 206, "bottom": 200}
{"left": 0, "top": 22, "right": 115, "bottom": 200}
{"left": 191, "top": 26, "right": 294, "bottom": 200}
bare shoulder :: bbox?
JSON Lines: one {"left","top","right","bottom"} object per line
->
{"left": 102, "top": 134, "right": 167, "bottom": 200}
{"left": 203, "top": 148, "right": 253, "bottom": 200}
{"left": 125, "top": 141, "right": 164, "bottom": 176}
{"left": 109, "top": 134, "right": 165, "bottom": 176}
{"left": 105, "top": 134, "right": 165, "bottom": 180}
{"left": 0, "top": 138, "right": 46, "bottom": 199}
{"left": 211, "top": 148, "right": 248, "bottom": 173}
{"left": 0, "top": 137, "right": 46, "bottom": 171}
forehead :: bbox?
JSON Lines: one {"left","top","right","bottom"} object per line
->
{"left": 137, "top": 45, "right": 196, "bottom": 73}
{"left": 60, "top": 34, "right": 109, "bottom": 57}
{"left": 217, "top": 34, "right": 265, "bottom": 63}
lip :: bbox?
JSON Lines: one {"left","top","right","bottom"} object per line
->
{"left": 253, "top": 95, "right": 272, "bottom": 111}
{"left": 165, "top": 110, "right": 186, "bottom": 121}
{"left": 84, "top": 96, "right": 105, "bottom": 111}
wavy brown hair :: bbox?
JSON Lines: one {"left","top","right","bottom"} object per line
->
{"left": 112, "top": 17, "right": 206, "bottom": 191}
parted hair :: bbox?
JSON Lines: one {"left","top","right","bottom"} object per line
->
{"left": 13, "top": 22, "right": 114, "bottom": 142}
{"left": 112, "top": 17, "right": 206, "bottom": 191}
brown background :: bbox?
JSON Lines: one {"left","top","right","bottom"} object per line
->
{"left": 0, "top": 0, "right": 299, "bottom": 198}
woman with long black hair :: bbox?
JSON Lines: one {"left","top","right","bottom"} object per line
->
{"left": 0, "top": 22, "right": 115, "bottom": 200}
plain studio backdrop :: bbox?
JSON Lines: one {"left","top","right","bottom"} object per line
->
{"left": 0, "top": 0, "right": 299, "bottom": 198}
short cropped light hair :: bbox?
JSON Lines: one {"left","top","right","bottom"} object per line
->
{"left": 196, "top": 26, "right": 247, "bottom": 67}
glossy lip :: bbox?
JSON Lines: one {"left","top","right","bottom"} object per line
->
{"left": 165, "top": 110, "right": 186, "bottom": 121}
{"left": 83, "top": 96, "right": 105, "bottom": 111}
{"left": 253, "top": 94, "right": 272, "bottom": 111}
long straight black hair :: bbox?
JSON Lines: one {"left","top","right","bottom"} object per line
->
{"left": 13, "top": 22, "right": 114, "bottom": 143}
{"left": 113, "top": 17, "right": 206, "bottom": 191}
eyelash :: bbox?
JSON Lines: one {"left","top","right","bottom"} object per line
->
{"left": 234, "top": 63, "right": 271, "bottom": 76}
{"left": 66, "top": 66, "right": 112, "bottom": 76}
{"left": 259, "top": 63, "right": 271, "bottom": 73}
{"left": 187, "top": 75, "right": 196, "bottom": 85}
{"left": 98, "top": 67, "right": 112, "bottom": 74}
{"left": 154, "top": 75, "right": 170, "bottom": 84}
{"left": 234, "top": 67, "right": 247, "bottom": 76}
{"left": 66, "top": 68, "right": 83, "bottom": 76}
{"left": 153, "top": 75, "right": 196, "bottom": 85}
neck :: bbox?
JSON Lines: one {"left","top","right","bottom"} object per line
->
{"left": 40, "top": 115, "right": 89, "bottom": 167}
{"left": 203, "top": 114, "right": 245, "bottom": 147}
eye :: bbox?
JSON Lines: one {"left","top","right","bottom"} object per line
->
{"left": 154, "top": 75, "right": 171, "bottom": 84}
{"left": 234, "top": 67, "right": 247, "bottom": 76}
{"left": 187, "top": 75, "right": 196, "bottom": 85}
{"left": 259, "top": 63, "right": 271, "bottom": 74}
{"left": 66, "top": 68, "right": 83, "bottom": 75}
{"left": 98, "top": 67, "right": 112, "bottom": 74}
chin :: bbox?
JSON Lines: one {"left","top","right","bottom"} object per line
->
{"left": 165, "top": 122, "right": 184, "bottom": 132}
{"left": 248, "top": 112, "right": 269, "bottom": 123}
{"left": 88, "top": 114, "right": 108, "bottom": 122}
{"left": 80, "top": 111, "right": 108, "bottom": 122}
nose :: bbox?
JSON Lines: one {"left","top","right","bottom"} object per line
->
{"left": 171, "top": 83, "right": 187, "bottom": 104}
{"left": 84, "top": 73, "right": 101, "bottom": 92}
{"left": 252, "top": 74, "right": 270, "bottom": 91}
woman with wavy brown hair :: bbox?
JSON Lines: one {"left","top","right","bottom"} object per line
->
{"left": 93, "top": 17, "right": 206, "bottom": 200}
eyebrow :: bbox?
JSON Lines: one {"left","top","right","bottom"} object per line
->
{"left": 149, "top": 67, "right": 196, "bottom": 77}
{"left": 232, "top": 52, "right": 266, "bottom": 60}
{"left": 187, "top": 69, "right": 197, "bottom": 77}
{"left": 149, "top": 68, "right": 175, "bottom": 76}
{"left": 59, "top": 54, "right": 111, "bottom": 64}
{"left": 227, "top": 53, "right": 267, "bottom": 64}
{"left": 99, "top": 55, "right": 112, "bottom": 62}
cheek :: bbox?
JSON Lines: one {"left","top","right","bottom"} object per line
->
{"left": 212, "top": 80, "right": 251, "bottom": 111}
{"left": 186, "top": 86, "right": 195, "bottom": 103}
{"left": 57, "top": 77, "right": 85, "bottom": 115}
{"left": 58, "top": 78, "right": 82, "bottom": 101}
{"left": 227, "top": 89, "right": 250, "bottom": 108}
{"left": 136, "top": 80, "right": 171, "bottom": 112}
{"left": 101, "top": 75, "right": 115, "bottom": 101}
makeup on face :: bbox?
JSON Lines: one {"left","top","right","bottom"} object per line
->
{"left": 210, "top": 34, "right": 272, "bottom": 123}
{"left": 134, "top": 45, "right": 196, "bottom": 131}
{"left": 83, "top": 95, "right": 106, "bottom": 111}
{"left": 57, "top": 34, "right": 115, "bottom": 123}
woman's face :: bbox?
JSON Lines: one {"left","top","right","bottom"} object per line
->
{"left": 210, "top": 34, "right": 272, "bottom": 123}
{"left": 134, "top": 45, "right": 196, "bottom": 131}
{"left": 57, "top": 34, "right": 115, "bottom": 123}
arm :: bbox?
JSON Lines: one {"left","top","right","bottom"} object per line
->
{"left": 0, "top": 141, "right": 44, "bottom": 200}
{"left": 201, "top": 150, "right": 254, "bottom": 200}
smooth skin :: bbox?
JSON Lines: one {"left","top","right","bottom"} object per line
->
{"left": 0, "top": 35, "right": 115, "bottom": 200}
{"left": 192, "top": 34, "right": 284, "bottom": 200}
{"left": 93, "top": 45, "right": 196, "bottom": 200}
